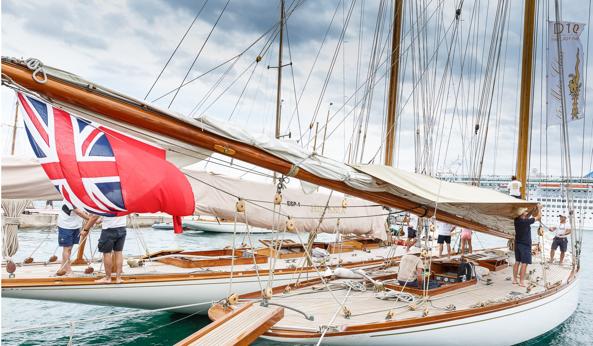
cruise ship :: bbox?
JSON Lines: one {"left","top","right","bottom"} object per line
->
{"left": 442, "top": 173, "right": 593, "bottom": 230}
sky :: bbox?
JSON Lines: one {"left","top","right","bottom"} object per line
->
{"left": 1, "top": 0, "right": 592, "bottom": 180}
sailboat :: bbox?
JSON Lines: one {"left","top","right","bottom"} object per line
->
{"left": 0, "top": 0, "right": 412, "bottom": 313}
{"left": 2, "top": 153, "right": 403, "bottom": 313}
{"left": 195, "top": 0, "right": 585, "bottom": 344}
{"left": 0, "top": 0, "right": 586, "bottom": 343}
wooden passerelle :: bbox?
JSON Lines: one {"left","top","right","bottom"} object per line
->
{"left": 176, "top": 302, "right": 284, "bottom": 346}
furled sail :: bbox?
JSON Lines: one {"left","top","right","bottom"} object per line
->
{"left": 184, "top": 170, "right": 388, "bottom": 239}
{"left": 1, "top": 57, "right": 537, "bottom": 239}
{"left": 1, "top": 157, "right": 389, "bottom": 239}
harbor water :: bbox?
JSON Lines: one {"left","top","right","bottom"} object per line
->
{"left": 2, "top": 228, "right": 591, "bottom": 345}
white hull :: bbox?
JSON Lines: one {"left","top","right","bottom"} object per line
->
{"left": 3, "top": 271, "right": 312, "bottom": 314}
{"left": 185, "top": 220, "right": 275, "bottom": 233}
{"left": 263, "top": 277, "right": 579, "bottom": 345}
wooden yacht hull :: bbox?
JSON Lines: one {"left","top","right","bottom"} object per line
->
{"left": 262, "top": 277, "right": 579, "bottom": 345}
{"left": 2, "top": 270, "right": 311, "bottom": 314}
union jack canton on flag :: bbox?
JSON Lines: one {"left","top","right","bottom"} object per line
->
{"left": 17, "top": 91, "right": 195, "bottom": 232}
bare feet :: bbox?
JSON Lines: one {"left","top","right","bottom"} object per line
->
{"left": 114, "top": 277, "right": 124, "bottom": 284}
{"left": 94, "top": 277, "right": 112, "bottom": 284}
{"left": 519, "top": 282, "right": 526, "bottom": 287}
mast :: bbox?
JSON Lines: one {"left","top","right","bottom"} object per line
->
{"left": 272, "top": 0, "right": 285, "bottom": 184}
{"left": 275, "top": 0, "right": 285, "bottom": 141}
{"left": 384, "top": 0, "right": 404, "bottom": 166}
{"left": 515, "top": 0, "right": 537, "bottom": 198}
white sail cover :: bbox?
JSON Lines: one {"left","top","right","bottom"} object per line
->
{"left": 1, "top": 157, "right": 61, "bottom": 200}
{"left": 1, "top": 157, "right": 389, "bottom": 239}
{"left": 353, "top": 165, "right": 535, "bottom": 238}
{"left": 183, "top": 169, "right": 388, "bottom": 239}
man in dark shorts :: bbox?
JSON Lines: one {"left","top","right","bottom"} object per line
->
{"left": 82, "top": 215, "right": 127, "bottom": 284}
{"left": 437, "top": 222, "right": 455, "bottom": 258}
{"left": 549, "top": 214, "right": 571, "bottom": 265}
{"left": 513, "top": 204, "right": 542, "bottom": 287}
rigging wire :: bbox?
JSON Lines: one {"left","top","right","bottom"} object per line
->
{"left": 310, "top": 0, "right": 443, "bottom": 152}
{"left": 168, "top": 0, "right": 231, "bottom": 108}
{"left": 143, "top": 0, "right": 209, "bottom": 100}
{"left": 283, "top": 0, "right": 344, "bottom": 141}
{"left": 283, "top": 21, "right": 303, "bottom": 140}
{"left": 150, "top": 0, "right": 309, "bottom": 104}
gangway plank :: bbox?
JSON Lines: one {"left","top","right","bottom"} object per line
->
{"left": 175, "top": 302, "right": 284, "bottom": 346}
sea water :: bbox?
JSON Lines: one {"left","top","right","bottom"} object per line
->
{"left": 1, "top": 228, "right": 591, "bottom": 345}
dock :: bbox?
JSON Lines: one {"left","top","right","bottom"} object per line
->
{"left": 176, "top": 302, "right": 284, "bottom": 346}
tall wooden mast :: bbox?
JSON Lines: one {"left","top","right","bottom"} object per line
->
{"left": 384, "top": 0, "right": 404, "bottom": 166}
{"left": 515, "top": 0, "right": 537, "bottom": 198}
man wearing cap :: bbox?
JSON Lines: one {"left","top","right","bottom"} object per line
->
{"left": 548, "top": 214, "right": 571, "bottom": 265}
{"left": 513, "top": 204, "right": 542, "bottom": 287}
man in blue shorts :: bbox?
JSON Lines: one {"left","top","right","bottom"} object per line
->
{"left": 513, "top": 204, "right": 542, "bottom": 287}
{"left": 57, "top": 201, "right": 89, "bottom": 275}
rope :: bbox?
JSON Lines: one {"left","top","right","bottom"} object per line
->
{"left": 144, "top": 0, "right": 209, "bottom": 100}
{"left": 67, "top": 321, "right": 75, "bottom": 346}
{"left": 2, "top": 199, "right": 29, "bottom": 259}
{"left": 25, "top": 58, "right": 47, "bottom": 84}
{"left": 316, "top": 287, "right": 352, "bottom": 346}
{"left": 25, "top": 228, "right": 53, "bottom": 260}
{"left": 168, "top": 0, "right": 231, "bottom": 108}
{"left": 228, "top": 209, "right": 239, "bottom": 296}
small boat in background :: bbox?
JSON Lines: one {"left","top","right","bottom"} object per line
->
{"left": 184, "top": 219, "right": 275, "bottom": 233}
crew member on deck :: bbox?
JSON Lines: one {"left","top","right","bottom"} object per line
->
{"left": 83, "top": 215, "right": 128, "bottom": 284}
{"left": 57, "top": 201, "right": 89, "bottom": 276}
{"left": 437, "top": 222, "right": 455, "bottom": 258}
{"left": 405, "top": 214, "right": 418, "bottom": 252}
{"left": 397, "top": 253, "right": 424, "bottom": 288}
{"left": 549, "top": 214, "right": 571, "bottom": 265}
{"left": 460, "top": 228, "right": 473, "bottom": 255}
{"left": 513, "top": 204, "right": 542, "bottom": 287}
{"left": 509, "top": 176, "right": 522, "bottom": 199}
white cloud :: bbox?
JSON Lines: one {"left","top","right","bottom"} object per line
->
{"left": 2, "top": 0, "right": 592, "bottom": 178}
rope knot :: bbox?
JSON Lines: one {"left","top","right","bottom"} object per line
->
{"left": 3, "top": 217, "right": 20, "bottom": 226}
{"left": 25, "top": 58, "right": 47, "bottom": 84}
